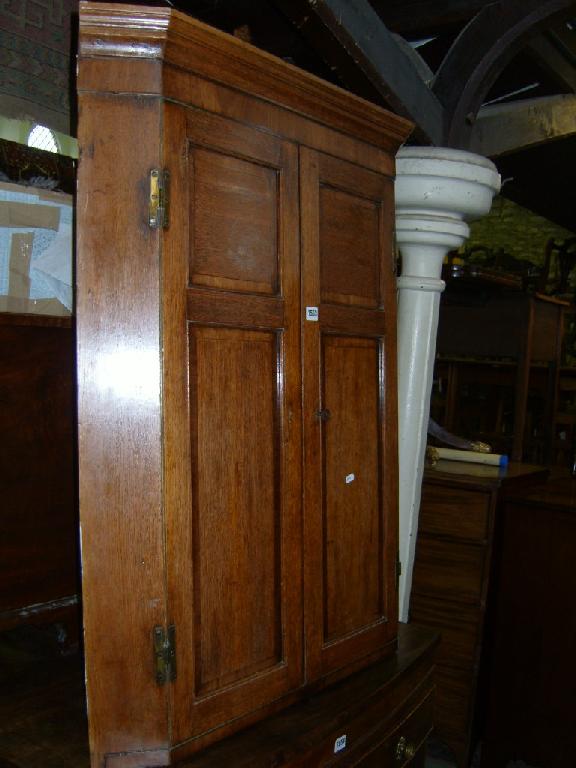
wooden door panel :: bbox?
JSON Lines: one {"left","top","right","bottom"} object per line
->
{"left": 190, "top": 149, "right": 279, "bottom": 294}
{"left": 164, "top": 105, "right": 303, "bottom": 746}
{"left": 318, "top": 152, "right": 388, "bottom": 309}
{"left": 190, "top": 326, "right": 282, "bottom": 695}
{"left": 319, "top": 187, "right": 381, "bottom": 308}
{"left": 187, "top": 107, "right": 284, "bottom": 297}
{"left": 322, "top": 335, "right": 382, "bottom": 641}
{"left": 301, "top": 147, "right": 398, "bottom": 682}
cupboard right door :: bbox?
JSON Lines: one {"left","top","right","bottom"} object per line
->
{"left": 300, "top": 148, "right": 399, "bottom": 682}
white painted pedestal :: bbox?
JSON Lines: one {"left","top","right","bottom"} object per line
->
{"left": 395, "top": 148, "right": 501, "bottom": 621}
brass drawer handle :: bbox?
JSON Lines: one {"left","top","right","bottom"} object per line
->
{"left": 395, "top": 736, "right": 416, "bottom": 762}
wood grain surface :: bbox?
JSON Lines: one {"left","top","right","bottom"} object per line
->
{"left": 77, "top": 4, "right": 410, "bottom": 764}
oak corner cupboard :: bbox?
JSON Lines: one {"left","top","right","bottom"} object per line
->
{"left": 76, "top": 4, "right": 414, "bottom": 767}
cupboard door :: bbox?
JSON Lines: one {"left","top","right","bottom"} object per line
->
{"left": 300, "top": 148, "right": 398, "bottom": 681}
{"left": 162, "top": 105, "right": 303, "bottom": 745}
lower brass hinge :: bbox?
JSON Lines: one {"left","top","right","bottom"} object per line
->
{"left": 149, "top": 169, "right": 169, "bottom": 229}
{"left": 153, "top": 625, "right": 176, "bottom": 685}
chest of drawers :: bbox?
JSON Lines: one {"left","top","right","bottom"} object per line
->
{"left": 409, "top": 461, "right": 547, "bottom": 766}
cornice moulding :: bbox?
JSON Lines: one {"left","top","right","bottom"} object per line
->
{"left": 78, "top": 2, "right": 413, "bottom": 153}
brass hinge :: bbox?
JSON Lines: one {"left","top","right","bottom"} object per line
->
{"left": 396, "top": 555, "right": 402, "bottom": 589}
{"left": 153, "top": 625, "right": 176, "bottom": 685}
{"left": 149, "top": 169, "right": 169, "bottom": 229}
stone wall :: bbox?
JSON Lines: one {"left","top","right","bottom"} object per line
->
{"left": 466, "top": 195, "right": 573, "bottom": 269}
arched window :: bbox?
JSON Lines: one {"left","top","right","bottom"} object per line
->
{"left": 27, "top": 124, "right": 59, "bottom": 153}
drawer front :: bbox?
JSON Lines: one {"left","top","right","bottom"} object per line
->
{"left": 409, "top": 594, "right": 481, "bottom": 669}
{"left": 352, "top": 690, "right": 434, "bottom": 766}
{"left": 419, "top": 484, "right": 491, "bottom": 542}
{"left": 412, "top": 537, "right": 486, "bottom": 604}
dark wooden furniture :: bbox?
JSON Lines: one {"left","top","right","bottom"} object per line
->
{"left": 0, "top": 312, "right": 79, "bottom": 638}
{"left": 481, "top": 474, "right": 576, "bottom": 768}
{"left": 76, "top": 4, "right": 413, "bottom": 767}
{"left": 409, "top": 461, "right": 548, "bottom": 767}
{"left": 0, "top": 625, "right": 89, "bottom": 768}
{"left": 0, "top": 623, "right": 435, "bottom": 768}
{"left": 174, "top": 624, "right": 437, "bottom": 768}
{"left": 434, "top": 273, "right": 567, "bottom": 463}
{"left": 553, "top": 365, "right": 576, "bottom": 467}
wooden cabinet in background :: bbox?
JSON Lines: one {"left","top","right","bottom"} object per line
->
{"left": 409, "top": 461, "right": 547, "bottom": 767}
{"left": 0, "top": 313, "right": 79, "bottom": 639}
{"left": 433, "top": 274, "right": 567, "bottom": 464}
{"left": 76, "top": 4, "right": 412, "bottom": 767}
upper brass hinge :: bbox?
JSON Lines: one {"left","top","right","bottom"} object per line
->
{"left": 149, "top": 169, "right": 169, "bottom": 229}
{"left": 153, "top": 624, "right": 176, "bottom": 685}
{"left": 396, "top": 555, "right": 402, "bottom": 588}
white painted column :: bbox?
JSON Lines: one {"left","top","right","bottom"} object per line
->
{"left": 395, "top": 148, "right": 501, "bottom": 622}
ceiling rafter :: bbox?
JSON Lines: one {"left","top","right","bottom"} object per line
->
{"left": 527, "top": 31, "right": 576, "bottom": 92}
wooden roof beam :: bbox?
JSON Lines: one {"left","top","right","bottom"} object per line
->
{"left": 470, "top": 94, "right": 576, "bottom": 157}
{"left": 273, "top": 0, "right": 444, "bottom": 144}
{"left": 370, "top": 0, "right": 496, "bottom": 37}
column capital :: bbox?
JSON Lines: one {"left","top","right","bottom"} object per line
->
{"left": 396, "top": 146, "right": 501, "bottom": 224}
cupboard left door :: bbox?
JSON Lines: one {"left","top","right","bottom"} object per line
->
{"left": 161, "top": 103, "right": 304, "bottom": 753}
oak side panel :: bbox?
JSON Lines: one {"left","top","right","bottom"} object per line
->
{"left": 76, "top": 93, "right": 168, "bottom": 766}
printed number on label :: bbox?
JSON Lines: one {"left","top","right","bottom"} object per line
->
{"left": 306, "top": 306, "right": 319, "bottom": 322}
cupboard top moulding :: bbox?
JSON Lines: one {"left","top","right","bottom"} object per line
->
{"left": 77, "top": 4, "right": 413, "bottom": 768}
{"left": 77, "top": 1, "right": 413, "bottom": 164}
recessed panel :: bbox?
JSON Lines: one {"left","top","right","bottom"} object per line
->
{"left": 190, "top": 326, "right": 282, "bottom": 694}
{"left": 190, "top": 148, "right": 279, "bottom": 294}
{"left": 319, "top": 186, "right": 380, "bottom": 307}
{"left": 322, "top": 335, "right": 383, "bottom": 642}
